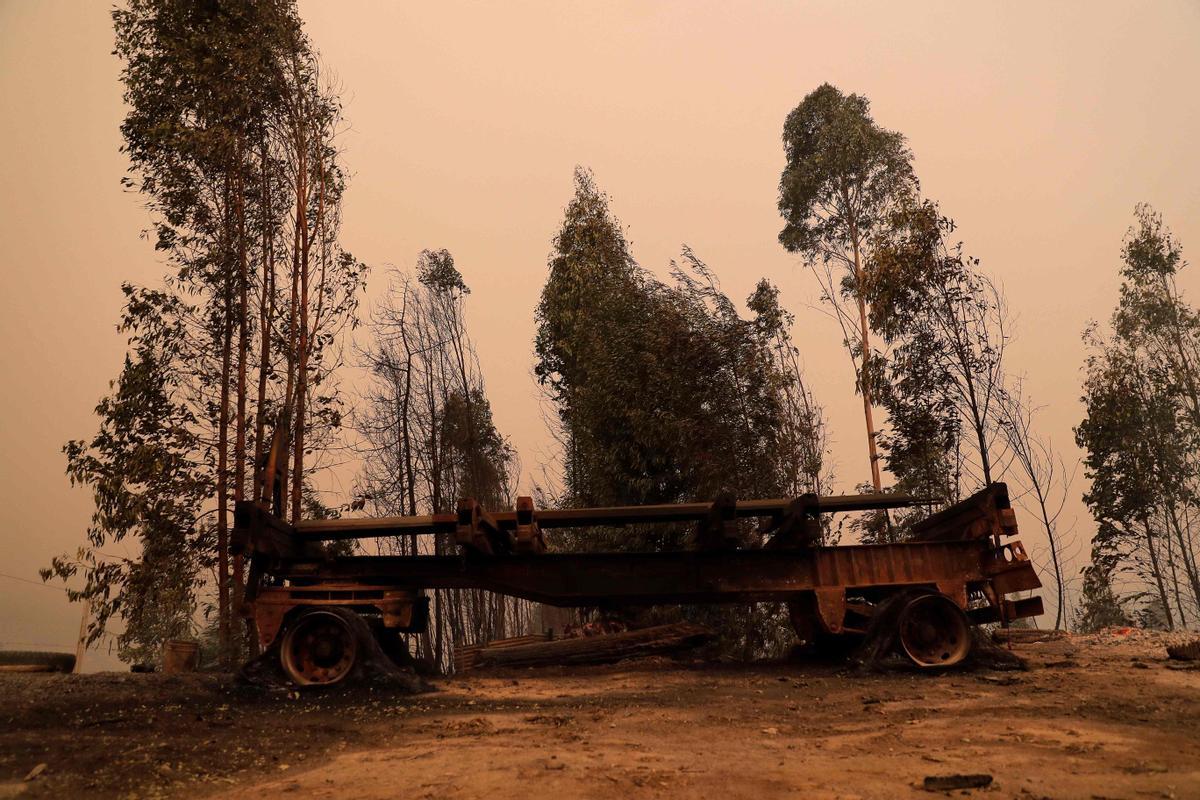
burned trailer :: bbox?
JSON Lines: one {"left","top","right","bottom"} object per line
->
{"left": 232, "top": 448, "right": 1042, "bottom": 685}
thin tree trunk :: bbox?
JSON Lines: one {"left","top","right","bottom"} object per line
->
{"left": 217, "top": 262, "right": 235, "bottom": 665}
{"left": 253, "top": 138, "right": 273, "bottom": 479}
{"left": 233, "top": 142, "right": 250, "bottom": 634}
{"left": 851, "top": 233, "right": 882, "bottom": 492}
{"left": 1165, "top": 502, "right": 1200, "bottom": 615}
{"left": 290, "top": 139, "right": 310, "bottom": 522}
{"left": 1163, "top": 507, "right": 1189, "bottom": 628}
{"left": 280, "top": 155, "right": 301, "bottom": 517}
{"left": 1142, "top": 517, "right": 1175, "bottom": 630}
{"left": 1034, "top": 489, "right": 1065, "bottom": 629}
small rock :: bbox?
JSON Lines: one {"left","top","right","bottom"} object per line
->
{"left": 22, "top": 765, "right": 46, "bottom": 783}
{"left": 922, "top": 774, "right": 993, "bottom": 792}
{"left": 761, "top": 727, "right": 779, "bottom": 735}
{"left": 978, "top": 674, "right": 1020, "bottom": 686}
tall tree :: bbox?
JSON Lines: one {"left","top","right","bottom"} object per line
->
{"left": 536, "top": 169, "right": 829, "bottom": 655}
{"left": 1076, "top": 206, "right": 1200, "bottom": 629}
{"left": 778, "top": 84, "right": 916, "bottom": 491}
{"left": 52, "top": 0, "right": 365, "bottom": 665}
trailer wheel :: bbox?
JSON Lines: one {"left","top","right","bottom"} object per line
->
{"left": 279, "top": 608, "right": 361, "bottom": 686}
{"left": 896, "top": 592, "right": 971, "bottom": 668}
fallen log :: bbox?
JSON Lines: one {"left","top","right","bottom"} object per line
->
{"left": 991, "top": 628, "right": 1067, "bottom": 644}
{"left": 454, "top": 633, "right": 551, "bottom": 673}
{"left": 470, "top": 623, "right": 712, "bottom": 669}
{"left": 1167, "top": 639, "right": 1200, "bottom": 662}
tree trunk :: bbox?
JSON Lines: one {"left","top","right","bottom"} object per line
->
{"left": 217, "top": 267, "right": 234, "bottom": 665}
{"left": 233, "top": 143, "right": 249, "bottom": 636}
{"left": 851, "top": 234, "right": 882, "bottom": 492}
{"left": 285, "top": 96, "right": 308, "bottom": 522}
{"left": 1142, "top": 517, "right": 1175, "bottom": 630}
{"left": 1165, "top": 502, "right": 1200, "bottom": 615}
{"left": 290, "top": 137, "right": 310, "bottom": 523}
{"left": 468, "top": 623, "right": 713, "bottom": 669}
{"left": 253, "top": 138, "right": 273, "bottom": 481}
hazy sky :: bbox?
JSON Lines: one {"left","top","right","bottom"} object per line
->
{"left": 2, "top": 1, "right": 1198, "bottom": 668}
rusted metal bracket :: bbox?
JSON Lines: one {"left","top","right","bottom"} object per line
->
{"left": 982, "top": 540, "right": 1042, "bottom": 595}
{"left": 456, "top": 498, "right": 514, "bottom": 555}
{"left": 694, "top": 491, "right": 739, "bottom": 550}
{"left": 232, "top": 500, "right": 309, "bottom": 561}
{"left": 514, "top": 496, "right": 546, "bottom": 554}
{"left": 813, "top": 587, "right": 846, "bottom": 634}
{"left": 764, "top": 494, "right": 822, "bottom": 549}
{"left": 909, "top": 483, "right": 1018, "bottom": 545}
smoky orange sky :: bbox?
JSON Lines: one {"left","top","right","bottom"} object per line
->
{"left": 2, "top": 1, "right": 1198, "bottom": 669}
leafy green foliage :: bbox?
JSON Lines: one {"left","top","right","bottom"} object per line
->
{"left": 535, "top": 169, "right": 828, "bottom": 655}
{"left": 778, "top": 84, "right": 915, "bottom": 259}
{"left": 537, "top": 170, "right": 824, "bottom": 518}
{"left": 1074, "top": 539, "right": 1132, "bottom": 633}
{"left": 46, "top": 287, "right": 212, "bottom": 659}
{"left": 53, "top": 0, "right": 365, "bottom": 664}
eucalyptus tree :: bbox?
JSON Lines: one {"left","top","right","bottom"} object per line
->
{"left": 777, "top": 84, "right": 916, "bottom": 491}
{"left": 112, "top": 0, "right": 295, "bottom": 660}
{"left": 55, "top": 0, "right": 365, "bottom": 664}
{"left": 1076, "top": 206, "right": 1200, "bottom": 629}
{"left": 1076, "top": 345, "right": 1178, "bottom": 628}
{"left": 536, "top": 169, "right": 829, "bottom": 655}
{"left": 865, "top": 200, "right": 1008, "bottom": 492}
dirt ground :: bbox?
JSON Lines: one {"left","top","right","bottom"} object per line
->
{"left": 1, "top": 631, "right": 1197, "bottom": 800}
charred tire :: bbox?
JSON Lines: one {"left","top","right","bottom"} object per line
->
{"left": 279, "top": 607, "right": 365, "bottom": 687}
{"left": 896, "top": 592, "right": 972, "bottom": 668}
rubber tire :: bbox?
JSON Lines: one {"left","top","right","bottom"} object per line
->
{"left": 896, "top": 592, "right": 972, "bottom": 668}
{"left": 279, "top": 608, "right": 365, "bottom": 687}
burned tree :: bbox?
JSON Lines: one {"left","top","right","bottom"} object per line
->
{"left": 356, "top": 252, "right": 532, "bottom": 671}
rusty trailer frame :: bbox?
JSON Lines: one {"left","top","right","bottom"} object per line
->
{"left": 232, "top": 436, "right": 1042, "bottom": 683}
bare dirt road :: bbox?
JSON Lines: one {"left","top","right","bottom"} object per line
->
{"left": 2, "top": 632, "right": 1197, "bottom": 800}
